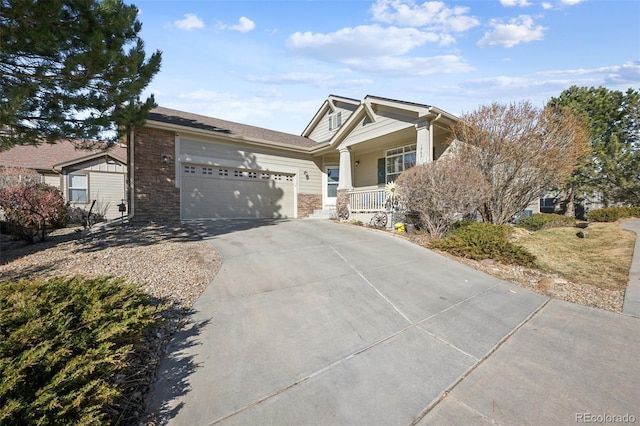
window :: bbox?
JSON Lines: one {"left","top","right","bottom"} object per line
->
{"left": 540, "top": 197, "right": 558, "bottom": 212}
{"left": 68, "top": 173, "right": 88, "bottom": 202}
{"left": 385, "top": 144, "right": 416, "bottom": 183}
{"left": 328, "top": 111, "right": 342, "bottom": 130}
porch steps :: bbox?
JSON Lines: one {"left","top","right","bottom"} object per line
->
{"left": 305, "top": 208, "right": 336, "bottom": 219}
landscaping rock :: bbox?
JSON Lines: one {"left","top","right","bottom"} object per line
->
{"left": 577, "top": 230, "right": 589, "bottom": 238}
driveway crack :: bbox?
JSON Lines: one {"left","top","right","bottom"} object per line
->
{"left": 328, "top": 244, "right": 413, "bottom": 324}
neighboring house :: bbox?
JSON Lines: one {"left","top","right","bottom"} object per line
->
{"left": 130, "top": 95, "right": 457, "bottom": 221}
{"left": 0, "top": 140, "right": 128, "bottom": 220}
{"left": 539, "top": 190, "right": 605, "bottom": 219}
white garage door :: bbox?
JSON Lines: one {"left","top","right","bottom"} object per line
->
{"left": 181, "top": 164, "right": 295, "bottom": 220}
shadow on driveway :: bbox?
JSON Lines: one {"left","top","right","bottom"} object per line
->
{"left": 185, "top": 218, "right": 290, "bottom": 238}
{"left": 145, "top": 317, "right": 211, "bottom": 425}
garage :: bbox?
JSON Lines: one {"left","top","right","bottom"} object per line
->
{"left": 180, "top": 163, "right": 295, "bottom": 220}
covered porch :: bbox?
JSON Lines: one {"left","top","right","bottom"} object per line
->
{"left": 320, "top": 118, "right": 455, "bottom": 215}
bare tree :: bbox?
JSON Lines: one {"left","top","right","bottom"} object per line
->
{"left": 396, "top": 159, "right": 491, "bottom": 238}
{"left": 450, "top": 101, "right": 590, "bottom": 224}
{"left": 0, "top": 167, "right": 41, "bottom": 189}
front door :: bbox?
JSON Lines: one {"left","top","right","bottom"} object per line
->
{"left": 324, "top": 166, "right": 339, "bottom": 207}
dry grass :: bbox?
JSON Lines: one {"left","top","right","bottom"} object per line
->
{"left": 516, "top": 221, "right": 635, "bottom": 290}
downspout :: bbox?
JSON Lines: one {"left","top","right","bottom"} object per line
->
{"left": 127, "top": 130, "right": 135, "bottom": 220}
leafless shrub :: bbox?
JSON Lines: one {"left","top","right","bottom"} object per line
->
{"left": 0, "top": 167, "right": 41, "bottom": 189}
{"left": 450, "top": 101, "right": 590, "bottom": 224}
{"left": 396, "top": 159, "right": 491, "bottom": 238}
{"left": 67, "top": 199, "right": 110, "bottom": 229}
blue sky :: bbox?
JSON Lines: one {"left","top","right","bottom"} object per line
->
{"left": 132, "top": 0, "right": 640, "bottom": 135}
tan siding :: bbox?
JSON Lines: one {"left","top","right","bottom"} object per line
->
{"left": 180, "top": 137, "right": 323, "bottom": 195}
{"left": 308, "top": 103, "right": 357, "bottom": 143}
{"left": 344, "top": 115, "right": 415, "bottom": 147}
{"left": 89, "top": 172, "right": 126, "bottom": 220}
{"left": 354, "top": 150, "right": 384, "bottom": 188}
{"left": 43, "top": 173, "right": 61, "bottom": 189}
{"left": 308, "top": 110, "right": 333, "bottom": 142}
{"left": 69, "top": 158, "right": 126, "bottom": 173}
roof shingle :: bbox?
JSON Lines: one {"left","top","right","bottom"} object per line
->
{"left": 147, "top": 106, "right": 318, "bottom": 148}
{"left": 0, "top": 140, "right": 127, "bottom": 171}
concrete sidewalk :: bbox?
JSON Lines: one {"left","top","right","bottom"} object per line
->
{"left": 147, "top": 220, "right": 640, "bottom": 425}
{"left": 621, "top": 220, "right": 640, "bottom": 317}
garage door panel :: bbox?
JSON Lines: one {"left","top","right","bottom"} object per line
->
{"left": 181, "top": 165, "right": 294, "bottom": 220}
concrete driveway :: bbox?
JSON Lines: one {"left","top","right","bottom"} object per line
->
{"left": 148, "top": 220, "right": 640, "bottom": 425}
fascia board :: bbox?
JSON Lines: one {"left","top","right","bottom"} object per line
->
{"left": 366, "top": 96, "right": 431, "bottom": 116}
{"left": 301, "top": 99, "right": 332, "bottom": 137}
{"left": 362, "top": 100, "right": 378, "bottom": 122}
{"left": 425, "top": 107, "right": 458, "bottom": 124}
{"left": 52, "top": 152, "right": 124, "bottom": 171}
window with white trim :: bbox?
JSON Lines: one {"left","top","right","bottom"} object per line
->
{"left": 328, "top": 111, "right": 342, "bottom": 130}
{"left": 385, "top": 144, "right": 416, "bottom": 183}
{"left": 68, "top": 173, "right": 88, "bottom": 202}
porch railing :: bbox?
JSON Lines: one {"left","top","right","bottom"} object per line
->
{"left": 348, "top": 188, "right": 386, "bottom": 212}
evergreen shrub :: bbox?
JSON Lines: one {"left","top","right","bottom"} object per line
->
{"left": 516, "top": 213, "right": 576, "bottom": 231}
{"left": 430, "top": 221, "right": 536, "bottom": 267}
{"left": 587, "top": 207, "right": 640, "bottom": 222}
{"left": 0, "top": 276, "right": 160, "bottom": 425}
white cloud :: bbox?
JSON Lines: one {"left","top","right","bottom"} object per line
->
{"left": 452, "top": 61, "right": 640, "bottom": 108}
{"left": 370, "top": 0, "right": 480, "bottom": 32}
{"left": 288, "top": 25, "right": 441, "bottom": 62}
{"left": 173, "top": 14, "right": 204, "bottom": 31}
{"left": 245, "top": 72, "right": 373, "bottom": 89}
{"left": 174, "top": 90, "right": 319, "bottom": 133}
{"left": 217, "top": 16, "right": 256, "bottom": 33}
{"left": 602, "top": 61, "right": 640, "bottom": 84}
{"left": 500, "top": 0, "right": 532, "bottom": 7}
{"left": 535, "top": 61, "right": 640, "bottom": 85}
{"left": 246, "top": 72, "right": 334, "bottom": 85}
{"left": 478, "top": 15, "right": 546, "bottom": 48}
{"left": 540, "top": 0, "right": 584, "bottom": 10}
{"left": 230, "top": 16, "right": 255, "bottom": 33}
{"left": 345, "top": 55, "right": 474, "bottom": 76}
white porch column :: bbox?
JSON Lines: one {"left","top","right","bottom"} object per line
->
{"left": 337, "top": 147, "right": 353, "bottom": 190}
{"left": 416, "top": 123, "right": 431, "bottom": 165}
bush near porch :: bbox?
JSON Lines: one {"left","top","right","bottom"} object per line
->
{"left": 429, "top": 221, "right": 537, "bottom": 267}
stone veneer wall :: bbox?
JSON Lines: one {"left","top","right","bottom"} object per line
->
{"left": 298, "top": 193, "right": 322, "bottom": 218}
{"left": 133, "top": 127, "right": 180, "bottom": 222}
{"left": 336, "top": 189, "right": 349, "bottom": 214}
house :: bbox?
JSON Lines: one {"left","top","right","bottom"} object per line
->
{"left": 0, "top": 140, "right": 128, "bottom": 220}
{"left": 130, "top": 95, "right": 458, "bottom": 222}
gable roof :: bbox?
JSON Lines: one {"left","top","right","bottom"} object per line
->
{"left": 0, "top": 140, "right": 127, "bottom": 171}
{"left": 301, "top": 95, "right": 361, "bottom": 137}
{"left": 147, "top": 106, "right": 318, "bottom": 149}
{"left": 302, "top": 95, "right": 458, "bottom": 147}
{"left": 306, "top": 95, "right": 459, "bottom": 154}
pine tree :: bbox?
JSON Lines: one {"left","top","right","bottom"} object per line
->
{"left": 0, "top": 0, "right": 162, "bottom": 149}
{"left": 548, "top": 86, "right": 640, "bottom": 206}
